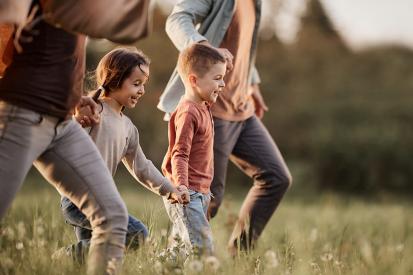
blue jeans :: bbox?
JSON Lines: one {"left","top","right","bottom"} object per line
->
{"left": 163, "top": 190, "right": 213, "bottom": 256}
{"left": 61, "top": 196, "right": 148, "bottom": 261}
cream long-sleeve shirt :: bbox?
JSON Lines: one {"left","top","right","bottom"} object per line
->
{"left": 88, "top": 101, "right": 175, "bottom": 196}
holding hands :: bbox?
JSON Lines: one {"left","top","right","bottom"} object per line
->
{"left": 168, "top": 185, "right": 190, "bottom": 205}
{"left": 75, "top": 96, "right": 101, "bottom": 127}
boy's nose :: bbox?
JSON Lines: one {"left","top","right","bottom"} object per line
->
{"left": 219, "top": 80, "right": 225, "bottom": 88}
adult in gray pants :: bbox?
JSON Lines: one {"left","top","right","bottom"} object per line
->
{"left": 158, "top": 0, "right": 292, "bottom": 253}
{"left": 0, "top": 0, "right": 150, "bottom": 273}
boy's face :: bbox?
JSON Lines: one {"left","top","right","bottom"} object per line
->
{"left": 112, "top": 64, "right": 149, "bottom": 109}
{"left": 192, "top": 62, "right": 226, "bottom": 104}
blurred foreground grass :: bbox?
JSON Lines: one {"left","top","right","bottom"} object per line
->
{"left": 0, "top": 171, "right": 412, "bottom": 275}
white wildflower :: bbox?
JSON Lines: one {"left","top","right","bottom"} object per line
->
{"left": 187, "top": 259, "right": 203, "bottom": 273}
{"left": 154, "top": 261, "right": 163, "bottom": 274}
{"left": 395, "top": 244, "right": 404, "bottom": 253}
{"left": 309, "top": 228, "right": 318, "bottom": 242}
{"left": 264, "top": 250, "right": 279, "bottom": 268}
{"left": 320, "top": 252, "right": 333, "bottom": 262}
{"left": 173, "top": 268, "right": 183, "bottom": 274}
{"left": 204, "top": 256, "right": 221, "bottom": 271}
{"left": 360, "top": 239, "right": 373, "bottom": 264}
{"left": 16, "top": 242, "right": 24, "bottom": 250}
{"left": 36, "top": 225, "right": 45, "bottom": 236}
{"left": 17, "top": 221, "right": 26, "bottom": 239}
{"left": 160, "top": 229, "right": 168, "bottom": 238}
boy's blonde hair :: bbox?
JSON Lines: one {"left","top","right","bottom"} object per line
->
{"left": 178, "top": 43, "right": 226, "bottom": 79}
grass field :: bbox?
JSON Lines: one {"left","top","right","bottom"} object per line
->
{"left": 0, "top": 173, "right": 412, "bottom": 275}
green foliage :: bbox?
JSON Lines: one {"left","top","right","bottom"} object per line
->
{"left": 84, "top": 6, "right": 413, "bottom": 195}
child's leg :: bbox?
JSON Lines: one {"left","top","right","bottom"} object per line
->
{"left": 125, "top": 215, "right": 148, "bottom": 249}
{"left": 183, "top": 190, "right": 213, "bottom": 255}
{"left": 34, "top": 119, "right": 128, "bottom": 275}
{"left": 164, "top": 191, "right": 213, "bottom": 256}
{"left": 60, "top": 197, "right": 147, "bottom": 262}
{"left": 60, "top": 196, "right": 93, "bottom": 240}
{"left": 163, "top": 197, "right": 192, "bottom": 252}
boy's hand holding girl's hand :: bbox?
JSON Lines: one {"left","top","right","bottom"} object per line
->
{"left": 168, "top": 185, "right": 190, "bottom": 205}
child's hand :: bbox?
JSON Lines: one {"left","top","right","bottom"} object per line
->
{"left": 177, "top": 185, "right": 190, "bottom": 204}
{"left": 168, "top": 185, "right": 190, "bottom": 205}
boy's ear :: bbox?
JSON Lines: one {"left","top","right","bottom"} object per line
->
{"left": 188, "top": 74, "right": 197, "bottom": 87}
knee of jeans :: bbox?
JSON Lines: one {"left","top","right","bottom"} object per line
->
{"left": 127, "top": 224, "right": 148, "bottom": 249}
{"left": 129, "top": 223, "right": 149, "bottom": 240}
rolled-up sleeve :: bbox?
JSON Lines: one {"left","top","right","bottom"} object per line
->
{"left": 165, "top": 0, "right": 212, "bottom": 51}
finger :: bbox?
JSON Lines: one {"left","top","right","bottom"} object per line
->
{"left": 223, "top": 49, "right": 233, "bottom": 60}
{"left": 177, "top": 196, "right": 183, "bottom": 204}
{"left": 91, "top": 114, "right": 100, "bottom": 125}
{"left": 83, "top": 116, "right": 92, "bottom": 125}
{"left": 81, "top": 96, "right": 98, "bottom": 114}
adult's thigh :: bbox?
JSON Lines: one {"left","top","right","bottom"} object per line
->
{"left": 0, "top": 102, "right": 51, "bottom": 218}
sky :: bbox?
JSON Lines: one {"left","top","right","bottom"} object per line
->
{"left": 156, "top": 0, "right": 413, "bottom": 50}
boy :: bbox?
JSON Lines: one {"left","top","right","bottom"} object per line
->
{"left": 162, "top": 43, "right": 226, "bottom": 256}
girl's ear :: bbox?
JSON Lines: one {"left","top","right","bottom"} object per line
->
{"left": 188, "top": 74, "right": 197, "bottom": 87}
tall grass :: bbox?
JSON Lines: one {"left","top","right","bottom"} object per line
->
{"left": 1, "top": 177, "right": 412, "bottom": 275}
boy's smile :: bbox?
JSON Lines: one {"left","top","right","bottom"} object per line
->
{"left": 193, "top": 62, "right": 227, "bottom": 104}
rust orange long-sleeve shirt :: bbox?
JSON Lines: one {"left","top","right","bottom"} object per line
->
{"left": 162, "top": 99, "right": 214, "bottom": 194}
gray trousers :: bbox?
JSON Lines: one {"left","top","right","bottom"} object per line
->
{"left": 209, "top": 116, "right": 292, "bottom": 250}
{"left": 0, "top": 101, "right": 128, "bottom": 275}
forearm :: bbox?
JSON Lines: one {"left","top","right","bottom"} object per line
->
{"left": 165, "top": 0, "right": 212, "bottom": 51}
{"left": 124, "top": 156, "right": 175, "bottom": 196}
{"left": 166, "top": 13, "right": 206, "bottom": 51}
{"left": 171, "top": 154, "right": 190, "bottom": 188}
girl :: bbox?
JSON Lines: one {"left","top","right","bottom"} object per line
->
{"left": 59, "top": 47, "right": 189, "bottom": 261}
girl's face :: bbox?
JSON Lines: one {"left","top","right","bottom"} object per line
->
{"left": 110, "top": 64, "right": 149, "bottom": 109}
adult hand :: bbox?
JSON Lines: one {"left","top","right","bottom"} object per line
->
{"left": 250, "top": 84, "right": 269, "bottom": 119}
{"left": 75, "top": 96, "right": 100, "bottom": 127}
{"left": 198, "top": 40, "right": 234, "bottom": 72}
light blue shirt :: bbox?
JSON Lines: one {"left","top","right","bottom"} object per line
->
{"left": 157, "top": 0, "right": 262, "bottom": 118}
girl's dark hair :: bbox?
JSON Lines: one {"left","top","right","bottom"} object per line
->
{"left": 91, "top": 47, "right": 150, "bottom": 101}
